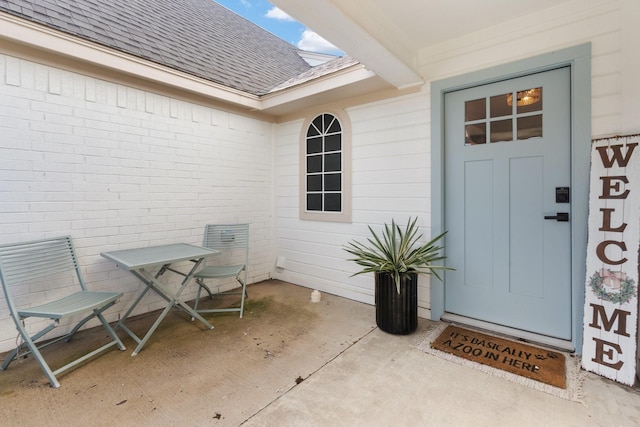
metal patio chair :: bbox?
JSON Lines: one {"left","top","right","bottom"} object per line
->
{"left": 193, "top": 224, "right": 249, "bottom": 318}
{"left": 0, "top": 236, "right": 126, "bottom": 388}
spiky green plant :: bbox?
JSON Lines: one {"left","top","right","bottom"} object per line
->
{"left": 344, "top": 217, "right": 452, "bottom": 293}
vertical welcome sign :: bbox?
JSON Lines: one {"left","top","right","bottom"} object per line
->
{"left": 582, "top": 135, "right": 640, "bottom": 386}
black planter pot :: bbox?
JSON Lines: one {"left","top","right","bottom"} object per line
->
{"left": 375, "top": 272, "right": 418, "bottom": 335}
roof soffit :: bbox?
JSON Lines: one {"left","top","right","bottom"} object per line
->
{"left": 270, "top": 0, "right": 424, "bottom": 90}
{"left": 271, "top": 0, "right": 578, "bottom": 88}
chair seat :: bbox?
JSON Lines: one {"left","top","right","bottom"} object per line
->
{"left": 193, "top": 223, "right": 249, "bottom": 318}
{"left": 195, "top": 264, "right": 244, "bottom": 279}
{"left": 18, "top": 291, "right": 122, "bottom": 319}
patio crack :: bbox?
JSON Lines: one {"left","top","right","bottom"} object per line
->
{"left": 239, "top": 326, "right": 378, "bottom": 425}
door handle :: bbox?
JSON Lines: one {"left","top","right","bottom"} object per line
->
{"left": 544, "top": 212, "right": 569, "bottom": 222}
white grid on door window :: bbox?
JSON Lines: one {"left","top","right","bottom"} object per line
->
{"left": 464, "top": 87, "right": 543, "bottom": 146}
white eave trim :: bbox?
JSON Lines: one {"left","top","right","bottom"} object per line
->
{"left": 260, "top": 64, "right": 376, "bottom": 110}
{"left": 0, "top": 12, "right": 262, "bottom": 110}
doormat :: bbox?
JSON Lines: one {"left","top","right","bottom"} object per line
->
{"left": 413, "top": 323, "right": 584, "bottom": 401}
{"left": 431, "top": 324, "right": 565, "bottom": 388}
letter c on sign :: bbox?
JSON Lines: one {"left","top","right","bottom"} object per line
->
{"left": 596, "top": 240, "right": 628, "bottom": 265}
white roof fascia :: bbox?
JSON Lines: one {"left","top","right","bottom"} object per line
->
{"left": 297, "top": 50, "right": 339, "bottom": 66}
{"left": 0, "top": 12, "right": 262, "bottom": 110}
{"left": 271, "top": 0, "right": 424, "bottom": 89}
{"left": 260, "top": 64, "right": 376, "bottom": 109}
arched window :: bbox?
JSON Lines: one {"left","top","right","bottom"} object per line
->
{"left": 300, "top": 111, "right": 351, "bottom": 222}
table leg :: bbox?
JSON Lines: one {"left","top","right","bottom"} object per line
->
{"left": 114, "top": 268, "right": 162, "bottom": 344}
{"left": 168, "top": 260, "right": 216, "bottom": 327}
{"left": 125, "top": 259, "right": 213, "bottom": 356}
{"left": 129, "top": 296, "right": 176, "bottom": 356}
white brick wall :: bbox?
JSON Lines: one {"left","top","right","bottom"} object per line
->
{"left": 0, "top": 55, "right": 274, "bottom": 352}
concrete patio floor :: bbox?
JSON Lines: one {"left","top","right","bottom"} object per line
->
{"left": 1, "top": 280, "right": 639, "bottom": 426}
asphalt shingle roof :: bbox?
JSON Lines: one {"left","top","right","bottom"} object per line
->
{"left": 0, "top": 0, "right": 314, "bottom": 95}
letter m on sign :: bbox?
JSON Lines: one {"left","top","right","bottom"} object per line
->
{"left": 589, "top": 303, "right": 631, "bottom": 337}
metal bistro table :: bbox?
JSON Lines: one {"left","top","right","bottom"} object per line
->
{"left": 101, "top": 243, "right": 219, "bottom": 356}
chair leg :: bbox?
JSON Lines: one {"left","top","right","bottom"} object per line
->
{"left": 8, "top": 324, "right": 61, "bottom": 388}
{"left": 28, "top": 341, "right": 60, "bottom": 388}
{"left": 65, "top": 301, "right": 117, "bottom": 342}
{"left": 237, "top": 269, "right": 248, "bottom": 318}
{"left": 192, "top": 278, "right": 212, "bottom": 320}
{"left": 2, "top": 311, "right": 125, "bottom": 387}
{"left": 194, "top": 278, "right": 213, "bottom": 312}
{"left": 96, "top": 313, "right": 126, "bottom": 351}
{"left": 238, "top": 282, "right": 246, "bottom": 319}
{"left": 193, "top": 280, "right": 201, "bottom": 314}
{"left": 1, "top": 320, "right": 57, "bottom": 371}
{"left": 63, "top": 306, "right": 125, "bottom": 353}
{"left": 1, "top": 346, "right": 20, "bottom": 371}
{"left": 198, "top": 278, "right": 214, "bottom": 300}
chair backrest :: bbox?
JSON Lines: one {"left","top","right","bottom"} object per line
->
{"left": 0, "top": 236, "right": 85, "bottom": 317}
{"left": 203, "top": 224, "right": 249, "bottom": 251}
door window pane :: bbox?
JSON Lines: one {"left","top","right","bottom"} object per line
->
{"left": 465, "top": 123, "right": 486, "bottom": 145}
{"left": 517, "top": 115, "right": 543, "bottom": 140}
{"left": 465, "top": 98, "right": 485, "bottom": 121}
{"left": 490, "top": 119, "right": 512, "bottom": 143}
{"left": 490, "top": 93, "right": 511, "bottom": 118}
{"left": 516, "top": 87, "right": 542, "bottom": 113}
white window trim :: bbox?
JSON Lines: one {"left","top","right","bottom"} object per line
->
{"left": 299, "top": 109, "right": 352, "bottom": 223}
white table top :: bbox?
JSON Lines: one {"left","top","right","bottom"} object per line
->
{"left": 101, "top": 243, "right": 218, "bottom": 270}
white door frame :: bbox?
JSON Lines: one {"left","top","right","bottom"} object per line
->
{"left": 430, "top": 44, "right": 592, "bottom": 352}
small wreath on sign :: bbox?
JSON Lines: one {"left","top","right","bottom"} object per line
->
{"left": 589, "top": 269, "right": 637, "bottom": 304}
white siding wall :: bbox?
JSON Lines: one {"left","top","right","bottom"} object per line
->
{"left": 0, "top": 55, "right": 274, "bottom": 352}
{"left": 274, "top": 91, "right": 436, "bottom": 313}
{"left": 274, "top": 0, "right": 640, "bottom": 318}
{"left": 420, "top": 0, "right": 639, "bottom": 138}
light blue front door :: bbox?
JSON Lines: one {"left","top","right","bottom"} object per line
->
{"left": 444, "top": 67, "right": 572, "bottom": 340}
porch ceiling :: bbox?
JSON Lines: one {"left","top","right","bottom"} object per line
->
{"left": 271, "top": 0, "right": 576, "bottom": 89}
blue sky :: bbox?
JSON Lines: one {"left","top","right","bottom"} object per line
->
{"left": 215, "top": 0, "right": 343, "bottom": 55}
